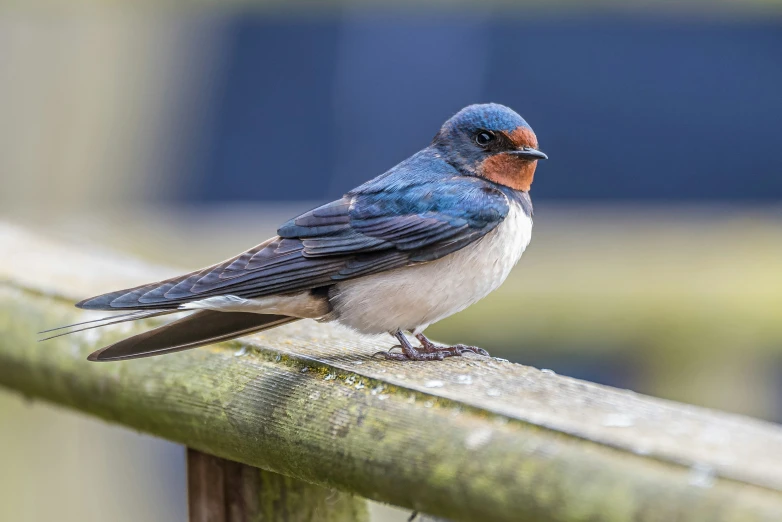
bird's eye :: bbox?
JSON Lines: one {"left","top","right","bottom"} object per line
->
{"left": 475, "top": 130, "right": 495, "bottom": 147}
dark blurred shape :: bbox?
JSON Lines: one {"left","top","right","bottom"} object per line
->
{"left": 195, "top": 17, "right": 341, "bottom": 201}
{"left": 189, "top": 13, "right": 782, "bottom": 203}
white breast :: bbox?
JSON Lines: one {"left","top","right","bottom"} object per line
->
{"left": 329, "top": 200, "right": 532, "bottom": 335}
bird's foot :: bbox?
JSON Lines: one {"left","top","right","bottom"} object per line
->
{"left": 415, "top": 333, "right": 490, "bottom": 357}
{"left": 373, "top": 345, "right": 451, "bottom": 361}
{"left": 373, "top": 332, "right": 490, "bottom": 361}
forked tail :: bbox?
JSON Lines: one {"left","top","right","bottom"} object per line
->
{"left": 41, "top": 310, "right": 298, "bottom": 362}
{"left": 87, "top": 310, "right": 298, "bottom": 361}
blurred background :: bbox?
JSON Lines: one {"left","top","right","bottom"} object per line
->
{"left": 1, "top": 1, "right": 782, "bottom": 520}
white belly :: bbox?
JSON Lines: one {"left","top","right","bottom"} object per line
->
{"left": 329, "top": 201, "right": 532, "bottom": 335}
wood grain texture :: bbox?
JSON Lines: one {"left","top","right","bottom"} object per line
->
{"left": 189, "top": 448, "right": 228, "bottom": 522}
{"left": 187, "top": 449, "right": 367, "bottom": 522}
{"left": 2, "top": 222, "right": 782, "bottom": 521}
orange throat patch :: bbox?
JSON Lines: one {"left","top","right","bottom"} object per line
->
{"left": 479, "top": 154, "right": 537, "bottom": 192}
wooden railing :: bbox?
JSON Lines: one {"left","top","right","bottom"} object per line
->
{"left": 1, "top": 222, "right": 782, "bottom": 522}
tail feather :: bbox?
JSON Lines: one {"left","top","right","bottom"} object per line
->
{"left": 87, "top": 310, "right": 298, "bottom": 362}
{"left": 38, "top": 310, "right": 177, "bottom": 342}
{"left": 38, "top": 309, "right": 162, "bottom": 334}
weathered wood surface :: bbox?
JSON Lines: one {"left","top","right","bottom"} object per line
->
{"left": 2, "top": 222, "right": 782, "bottom": 521}
{"left": 187, "top": 448, "right": 368, "bottom": 522}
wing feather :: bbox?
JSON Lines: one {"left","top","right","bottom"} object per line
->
{"left": 78, "top": 176, "right": 513, "bottom": 311}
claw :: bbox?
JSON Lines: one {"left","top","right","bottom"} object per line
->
{"left": 373, "top": 345, "right": 405, "bottom": 359}
{"left": 415, "top": 334, "right": 491, "bottom": 359}
{"left": 373, "top": 350, "right": 411, "bottom": 361}
{"left": 452, "top": 344, "right": 490, "bottom": 357}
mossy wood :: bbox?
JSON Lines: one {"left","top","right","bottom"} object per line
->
{"left": 2, "top": 223, "right": 782, "bottom": 521}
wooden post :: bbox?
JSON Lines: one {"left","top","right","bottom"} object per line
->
{"left": 187, "top": 448, "right": 369, "bottom": 522}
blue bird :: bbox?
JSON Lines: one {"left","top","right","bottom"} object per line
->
{"left": 41, "top": 103, "right": 547, "bottom": 362}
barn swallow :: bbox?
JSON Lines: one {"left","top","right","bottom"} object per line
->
{"left": 41, "top": 103, "right": 546, "bottom": 362}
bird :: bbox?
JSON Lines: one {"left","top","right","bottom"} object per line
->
{"left": 40, "top": 103, "right": 547, "bottom": 362}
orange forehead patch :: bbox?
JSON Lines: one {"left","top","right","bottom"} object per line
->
{"left": 479, "top": 154, "right": 537, "bottom": 192}
{"left": 508, "top": 126, "right": 538, "bottom": 149}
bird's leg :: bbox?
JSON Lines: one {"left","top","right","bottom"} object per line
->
{"left": 374, "top": 331, "right": 490, "bottom": 361}
{"left": 415, "top": 333, "right": 490, "bottom": 357}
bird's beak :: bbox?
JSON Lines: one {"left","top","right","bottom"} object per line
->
{"left": 509, "top": 147, "right": 548, "bottom": 160}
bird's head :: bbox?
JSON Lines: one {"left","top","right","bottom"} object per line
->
{"left": 433, "top": 103, "right": 547, "bottom": 192}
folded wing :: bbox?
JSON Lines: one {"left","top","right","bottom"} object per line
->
{"left": 78, "top": 176, "right": 511, "bottom": 311}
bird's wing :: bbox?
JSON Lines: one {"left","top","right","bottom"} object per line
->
{"left": 78, "top": 176, "right": 510, "bottom": 311}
